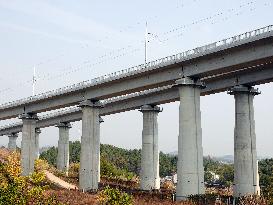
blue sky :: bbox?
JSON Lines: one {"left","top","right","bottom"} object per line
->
{"left": 0, "top": 0, "right": 272, "bottom": 156}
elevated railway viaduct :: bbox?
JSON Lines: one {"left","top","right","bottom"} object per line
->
{"left": 1, "top": 25, "right": 273, "bottom": 200}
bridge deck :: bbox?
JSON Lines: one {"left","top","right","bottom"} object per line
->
{"left": 1, "top": 61, "right": 272, "bottom": 136}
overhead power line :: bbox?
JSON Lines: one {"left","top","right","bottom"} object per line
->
{"left": 0, "top": 0, "right": 270, "bottom": 97}
{"left": 0, "top": 0, "right": 208, "bottom": 77}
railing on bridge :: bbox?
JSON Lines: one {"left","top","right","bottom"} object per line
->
{"left": 0, "top": 25, "right": 272, "bottom": 110}
{"left": 0, "top": 121, "right": 22, "bottom": 131}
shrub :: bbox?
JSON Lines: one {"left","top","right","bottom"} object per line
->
{"left": 161, "top": 180, "right": 175, "bottom": 190}
{"left": 0, "top": 152, "right": 62, "bottom": 205}
{"left": 238, "top": 195, "right": 268, "bottom": 205}
{"left": 30, "top": 171, "right": 46, "bottom": 185}
{"left": 35, "top": 159, "right": 49, "bottom": 172}
{"left": 188, "top": 193, "right": 233, "bottom": 204}
{"left": 101, "top": 158, "right": 135, "bottom": 181}
{"left": 69, "top": 163, "right": 80, "bottom": 176}
{"left": 98, "top": 186, "right": 133, "bottom": 205}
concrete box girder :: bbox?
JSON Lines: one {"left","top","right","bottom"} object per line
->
{"left": 1, "top": 64, "right": 273, "bottom": 136}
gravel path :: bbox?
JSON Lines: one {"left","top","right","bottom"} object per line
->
{"left": 45, "top": 171, "right": 78, "bottom": 190}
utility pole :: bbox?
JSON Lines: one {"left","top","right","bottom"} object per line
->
{"left": 144, "top": 22, "right": 162, "bottom": 67}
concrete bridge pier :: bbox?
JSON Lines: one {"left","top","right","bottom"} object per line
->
{"left": 139, "top": 105, "right": 162, "bottom": 190}
{"left": 34, "top": 128, "right": 41, "bottom": 159}
{"left": 8, "top": 133, "right": 18, "bottom": 151}
{"left": 79, "top": 100, "right": 103, "bottom": 192}
{"left": 228, "top": 85, "right": 260, "bottom": 197}
{"left": 20, "top": 113, "right": 38, "bottom": 176}
{"left": 56, "top": 122, "right": 71, "bottom": 175}
{"left": 175, "top": 77, "right": 205, "bottom": 201}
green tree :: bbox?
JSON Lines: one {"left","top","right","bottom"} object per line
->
{"left": 159, "top": 152, "right": 177, "bottom": 177}
{"left": 259, "top": 158, "right": 273, "bottom": 202}
{"left": 204, "top": 156, "right": 234, "bottom": 186}
{"left": 40, "top": 147, "right": 58, "bottom": 166}
{"left": 204, "top": 171, "right": 214, "bottom": 184}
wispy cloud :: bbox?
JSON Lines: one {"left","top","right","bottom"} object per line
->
{"left": 0, "top": 1, "right": 138, "bottom": 43}
{"left": 0, "top": 22, "right": 91, "bottom": 45}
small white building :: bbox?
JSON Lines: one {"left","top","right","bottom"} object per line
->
{"left": 161, "top": 174, "right": 177, "bottom": 184}
{"left": 209, "top": 171, "right": 220, "bottom": 181}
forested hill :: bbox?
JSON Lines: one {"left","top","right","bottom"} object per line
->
{"left": 40, "top": 141, "right": 273, "bottom": 192}
{"left": 40, "top": 141, "right": 177, "bottom": 177}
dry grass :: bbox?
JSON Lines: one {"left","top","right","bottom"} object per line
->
{"left": 206, "top": 187, "right": 233, "bottom": 196}
{"left": 0, "top": 147, "right": 11, "bottom": 162}
{"left": 45, "top": 189, "right": 98, "bottom": 205}
{"left": 238, "top": 195, "right": 269, "bottom": 205}
{"left": 45, "top": 188, "right": 194, "bottom": 205}
{"left": 134, "top": 196, "right": 193, "bottom": 205}
{"left": 0, "top": 148, "right": 270, "bottom": 204}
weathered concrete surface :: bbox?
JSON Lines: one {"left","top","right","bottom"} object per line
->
{"left": 56, "top": 122, "right": 71, "bottom": 174}
{"left": 139, "top": 105, "right": 162, "bottom": 190}
{"left": 8, "top": 133, "right": 18, "bottom": 151}
{"left": 229, "top": 85, "right": 260, "bottom": 197}
{"left": 176, "top": 77, "right": 205, "bottom": 201}
{"left": 79, "top": 100, "right": 102, "bottom": 191}
{"left": 20, "top": 113, "right": 38, "bottom": 176}
{"left": 34, "top": 128, "right": 41, "bottom": 160}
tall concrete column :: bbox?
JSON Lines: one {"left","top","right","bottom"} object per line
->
{"left": 20, "top": 113, "right": 38, "bottom": 176}
{"left": 139, "top": 105, "right": 162, "bottom": 190}
{"left": 228, "top": 85, "right": 260, "bottom": 197}
{"left": 8, "top": 133, "right": 18, "bottom": 151}
{"left": 56, "top": 122, "right": 71, "bottom": 174}
{"left": 175, "top": 77, "right": 205, "bottom": 201}
{"left": 98, "top": 116, "right": 104, "bottom": 183}
{"left": 79, "top": 100, "right": 103, "bottom": 191}
{"left": 34, "top": 128, "right": 41, "bottom": 160}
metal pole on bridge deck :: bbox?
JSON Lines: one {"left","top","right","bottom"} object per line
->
{"left": 145, "top": 21, "right": 148, "bottom": 67}
{"left": 32, "top": 66, "right": 37, "bottom": 96}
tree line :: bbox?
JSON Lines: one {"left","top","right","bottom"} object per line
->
{"left": 40, "top": 141, "right": 177, "bottom": 177}
{"left": 40, "top": 140, "right": 272, "bottom": 197}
